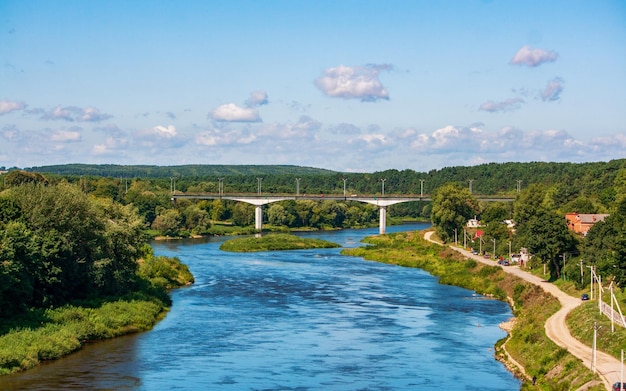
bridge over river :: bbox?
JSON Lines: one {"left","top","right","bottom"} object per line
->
{"left": 171, "top": 192, "right": 514, "bottom": 234}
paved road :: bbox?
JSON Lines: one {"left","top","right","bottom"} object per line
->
{"left": 424, "top": 231, "right": 625, "bottom": 390}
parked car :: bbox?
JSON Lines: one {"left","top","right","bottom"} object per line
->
{"left": 581, "top": 293, "right": 590, "bottom": 301}
{"left": 502, "top": 260, "right": 510, "bottom": 266}
{"left": 612, "top": 382, "right": 624, "bottom": 391}
{"left": 472, "top": 249, "right": 478, "bottom": 255}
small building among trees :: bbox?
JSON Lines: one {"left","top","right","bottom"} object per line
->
{"left": 565, "top": 213, "right": 609, "bottom": 236}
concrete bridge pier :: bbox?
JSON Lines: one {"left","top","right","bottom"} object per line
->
{"left": 379, "top": 206, "right": 387, "bottom": 235}
{"left": 255, "top": 205, "right": 263, "bottom": 231}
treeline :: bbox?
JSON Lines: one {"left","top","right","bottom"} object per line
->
{"left": 22, "top": 163, "right": 336, "bottom": 178}
{"left": 3, "top": 159, "right": 626, "bottom": 238}
{"left": 2, "top": 170, "right": 428, "bottom": 237}
{"left": 430, "top": 167, "right": 626, "bottom": 288}
{"left": 0, "top": 182, "right": 194, "bottom": 319}
{"left": 20, "top": 159, "right": 626, "bottom": 200}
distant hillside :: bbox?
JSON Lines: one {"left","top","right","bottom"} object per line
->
{"left": 25, "top": 164, "right": 338, "bottom": 178}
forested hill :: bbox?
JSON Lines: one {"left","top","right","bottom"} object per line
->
{"left": 18, "top": 159, "right": 626, "bottom": 197}
{"left": 24, "top": 164, "right": 338, "bottom": 178}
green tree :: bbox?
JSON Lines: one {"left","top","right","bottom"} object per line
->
{"left": 183, "top": 204, "right": 211, "bottom": 235}
{"left": 232, "top": 203, "right": 254, "bottom": 227}
{"left": 91, "top": 199, "right": 145, "bottom": 295}
{"left": 267, "top": 203, "right": 295, "bottom": 227}
{"left": 151, "top": 208, "right": 182, "bottom": 236}
{"left": 584, "top": 198, "right": 626, "bottom": 286}
{"left": 431, "top": 183, "right": 479, "bottom": 243}
{"left": 210, "top": 199, "right": 226, "bottom": 221}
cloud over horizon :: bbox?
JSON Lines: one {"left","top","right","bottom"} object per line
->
{"left": 0, "top": 99, "right": 26, "bottom": 115}
{"left": 479, "top": 98, "right": 525, "bottom": 113}
{"left": 540, "top": 77, "right": 565, "bottom": 101}
{"left": 510, "top": 45, "right": 559, "bottom": 67}
{"left": 38, "top": 106, "right": 113, "bottom": 122}
{"left": 315, "top": 64, "right": 391, "bottom": 102}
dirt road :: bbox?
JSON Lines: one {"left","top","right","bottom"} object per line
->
{"left": 424, "top": 231, "right": 625, "bottom": 390}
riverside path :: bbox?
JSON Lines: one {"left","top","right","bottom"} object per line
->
{"left": 425, "top": 231, "right": 625, "bottom": 391}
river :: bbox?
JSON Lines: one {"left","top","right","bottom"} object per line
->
{"left": 1, "top": 223, "right": 521, "bottom": 390}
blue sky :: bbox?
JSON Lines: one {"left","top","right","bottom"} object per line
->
{"left": 1, "top": 0, "right": 625, "bottom": 172}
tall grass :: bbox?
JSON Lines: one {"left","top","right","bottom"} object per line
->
{"left": 0, "top": 299, "right": 164, "bottom": 375}
{"left": 0, "top": 254, "right": 194, "bottom": 375}
{"left": 220, "top": 233, "right": 340, "bottom": 252}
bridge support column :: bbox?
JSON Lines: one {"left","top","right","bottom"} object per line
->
{"left": 379, "top": 206, "right": 387, "bottom": 235}
{"left": 255, "top": 205, "right": 263, "bottom": 231}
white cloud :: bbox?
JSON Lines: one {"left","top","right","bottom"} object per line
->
{"left": 350, "top": 133, "right": 390, "bottom": 150}
{"left": 92, "top": 136, "right": 129, "bottom": 155}
{"left": 40, "top": 105, "right": 112, "bottom": 122}
{"left": 134, "top": 124, "right": 188, "bottom": 150}
{"left": 510, "top": 45, "right": 558, "bottom": 67}
{"left": 540, "top": 77, "right": 564, "bottom": 101}
{"left": 315, "top": 64, "right": 391, "bottom": 102}
{"left": 328, "top": 123, "right": 362, "bottom": 135}
{"left": 0, "top": 99, "right": 26, "bottom": 115}
{"left": 210, "top": 103, "right": 261, "bottom": 122}
{"left": 479, "top": 98, "right": 525, "bottom": 113}
{"left": 1, "top": 124, "right": 20, "bottom": 141}
{"left": 48, "top": 129, "right": 81, "bottom": 142}
{"left": 259, "top": 116, "right": 321, "bottom": 139}
{"left": 195, "top": 128, "right": 257, "bottom": 147}
{"left": 246, "top": 90, "right": 269, "bottom": 107}
{"left": 152, "top": 125, "right": 178, "bottom": 138}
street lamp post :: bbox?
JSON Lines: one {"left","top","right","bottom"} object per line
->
{"left": 469, "top": 179, "right": 473, "bottom": 194}
{"left": 381, "top": 178, "right": 386, "bottom": 195}
{"left": 343, "top": 178, "right": 347, "bottom": 198}
{"left": 218, "top": 178, "right": 224, "bottom": 196}
{"left": 257, "top": 177, "right": 262, "bottom": 195}
{"left": 296, "top": 178, "right": 301, "bottom": 195}
{"left": 516, "top": 180, "right": 522, "bottom": 193}
{"left": 420, "top": 179, "right": 425, "bottom": 197}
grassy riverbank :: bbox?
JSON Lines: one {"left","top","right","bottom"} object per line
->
{"left": 220, "top": 233, "right": 340, "bottom": 252}
{"left": 342, "top": 230, "right": 605, "bottom": 390}
{"left": 0, "top": 254, "right": 194, "bottom": 375}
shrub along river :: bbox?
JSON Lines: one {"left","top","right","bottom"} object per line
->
{"left": 1, "top": 223, "right": 521, "bottom": 390}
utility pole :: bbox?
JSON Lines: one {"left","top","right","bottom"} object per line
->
{"left": 381, "top": 178, "right": 386, "bottom": 195}
{"left": 592, "top": 322, "right": 600, "bottom": 373}
{"left": 296, "top": 178, "right": 301, "bottom": 195}
{"left": 454, "top": 228, "right": 458, "bottom": 246}
{"left": 516, "top": 180, "right": 522, "bottom": 193}
{"left": 580, "top": 260, "right": 584, "bottom": 285}
{"left": 420, "top": 179, "right": 425, "bottom": 197}
{"left": 257, "top": 177, "right": 262, "bottom": 195}
{"left": 468, "top": 179, "right": 473, "bottom": 194}
{"left": 343, "top": 178, "right": 347, "bottom": 198}
{"left": 218, "top": 178, "right": 224, "bottom": 196}
{"left": 492, "top": 238, "right": 496, "bottom": 257}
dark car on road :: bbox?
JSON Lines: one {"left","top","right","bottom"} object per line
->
{"left": 613, "top": 382, "right": 624, "bottom": 391}
{"left": 581, "top": 293, "right": 590, "bottom": 301}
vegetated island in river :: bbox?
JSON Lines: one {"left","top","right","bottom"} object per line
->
{"left": 220, "top": 233, "right": 340, "bottom": 252}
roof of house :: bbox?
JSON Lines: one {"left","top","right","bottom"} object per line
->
{"left": 566, "top": 213, "right": 610, "bottom": 224}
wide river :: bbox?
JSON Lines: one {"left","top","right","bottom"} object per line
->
{"left": 1, "top": 223, "right": 522, "bottom": 390}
